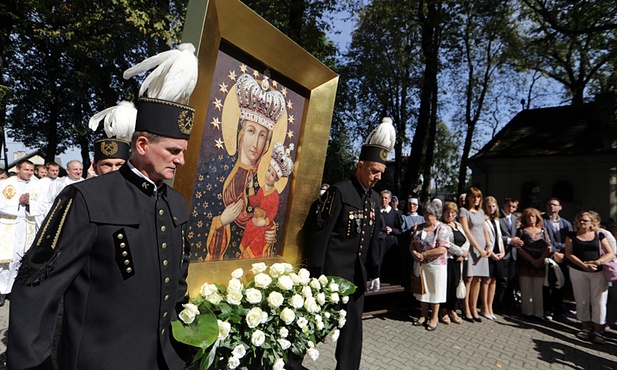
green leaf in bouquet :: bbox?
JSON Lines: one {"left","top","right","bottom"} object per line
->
{"left": 171, "top": 311, "right": 218, "bottom": 350}
{"left": 328, "top": 276, "right": 357, "bottom": 296}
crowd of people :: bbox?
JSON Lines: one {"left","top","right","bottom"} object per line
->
{"left": 375, "top": 188, "right": 617, "bottom": 345}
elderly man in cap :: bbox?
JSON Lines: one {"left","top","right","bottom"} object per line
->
{"left": 307, "top": 117, "right": 395, "bottom": 370}
{"left": 8, "top": 44, "right": 198, "bottom": 370}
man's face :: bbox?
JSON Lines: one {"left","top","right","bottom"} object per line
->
{"left": 47, "top": 165, "right": 60, "bottom": 179}
{"left": 356, "top": 161, "right": 385, "bottom": 189}
{"left": 504, "top": 201, "right": 518, "bottom": 215}
{"left": 66, "top": 163, "right": 83, "bottom": 180}
{"left": 16, "top": 163, "right": 34, "bottom": 181}
{"left": 141, "top": 137, "right": 188, "bottom": 184}
{"left": 35, "top": 166, "right": 48, "bottom": 179}
{"left": 380, "top": 193, "right": 391, "bottom": 209}
{"left": 547, "top": 200, "right": 562, "bottom": 215}
{"left": 95, "top": 158, "right": 126, "bottom": 175}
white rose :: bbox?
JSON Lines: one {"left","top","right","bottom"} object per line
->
{"left": 332, "top": 329, "right": 340, "bottom": 342}
{"left": 324, "top": 312, "right": 331, "bottom": 319}
{"left": 228, "top": 278, "right": 243, "bottom": 292}
{"left": 200, "top": 283, "right": 218, "bottom": 297}
{"left": 218, "top": 320, "right": 231, "bottom": 339}
{"left": 206, "top": 292, "right": 222, "bottom": 305}
{"left": 178, "top": 303, "right": 199, "bottom": 324}
{"left": 251, "top": 329, "right": 266, "bottom": 347}
{"left": 251, "top": 262, "right": 268, "bottom": 274}
{"left": 277, "top": 338, "right": 291, "bottom": 350}
{"left": 329, "top": 282, "right": 339, "bottom": 292}
{"left": 318, "top": 275, "right": 328, "bottom": 286}
{"left": 273, "top": 358, "right": 286, "bottom": 370}
{"left": 227, "top": 290, "right": 243, "bottom": 305}
{"left": 279, "top": 326, "right": 289, "bottom": 338}
{"left": 297, "top": 316, "right": 308, "bottom": 329}
{"left": 302, "top": 286, "right": 313, "bottom": 298}
{"left": 231, "top": 268, "right": 244, "bottom": 279}
{"left": 308, "top": 341, "right": 315, "bottom": 348}
{"left": 317, "top": 321, "right": 324, "bottom": 330}
{"left": 246, "top": 307, "right": 265, "bottom": 328}
{"left": 338, "top": 317, "right": 347, "bottom": 328}
{"left": 298, "top": 268, "right": 311, "bottom": 284}
{"left": 254, "top": 273, "right": 272, "bottom": 288}
{"left": 342, "top": 296, "right": 349, "bottom": 304}
{"left": 245, "top": 288, "right": 262, "bottom": 304}
{"left": 316, "top": 292, "right": 326, "bottom": 305}
{"left": 330, "top": 292, "right": 340, "bottom": 304}
{"left": 289, "top": 273, "right": 301, "bottom": 285}
{"left": 315, "top": 314, "right": 322, "bottom": 322}
{"left": 309, "top": 278, "right": 321, "bottom": 290}
{"left": 232, "top": 344, "right": 246, "bottom": 359}
{"left": 339, "top": 309, "right": 347, "bottom": 318}
{"left": 228, "top": 356, "right": 240, "bottom": 369}
{"left": 280, "top": 307, "right": 295, "bottom": 324}
{"left": 283, "top": 263, "right": 294, "bottom": 274}
{"left": 307, "top": 347, "right": 320, "bottom": 361}
{"left": 277, "top": 275, "right": 294, "bottom": 291}
{"left": 304, "top": 297, "right": 319, "bottom": 313}
{"left": 267, "top": 291, "right": 284, "bottom": 308}
{"left": 290, "top": 294, "right": 304, "bottom": 309}
{"left": 269, "top": 263, "right": 287, "bottom": 278}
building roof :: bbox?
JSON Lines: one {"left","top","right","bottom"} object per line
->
{"left": 468, "top": 97, "right": 617, "bottom": 161}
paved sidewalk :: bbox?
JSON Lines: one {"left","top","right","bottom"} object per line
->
{"left": 1, "top": 301, "right": 616, "bottom": 369}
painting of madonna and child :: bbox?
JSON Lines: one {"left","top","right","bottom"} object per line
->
{"left": 186, "top": 48, "right": 305, "bottom": 261}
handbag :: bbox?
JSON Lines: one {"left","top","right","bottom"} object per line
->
{"left": 456, "top": 262, "right": 466, "bottom": 299}
{"left": 598, "top": 232, "right": 617, "bottom": 282}
{"left": 411, "top": 263, "right": 426, "bottom": 295}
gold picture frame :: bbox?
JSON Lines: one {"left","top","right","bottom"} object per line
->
{"left": 176, "top": 0, "right": 338, "bottom": 297}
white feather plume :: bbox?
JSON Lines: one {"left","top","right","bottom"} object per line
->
{"left": 88, "top": 101, "right": 137, "bottom": 141}
{"left": 123, "top": 43, "right": 198, "bottom": 105}
{"left": 364, "top": 117, "right": 396, "bottom": 152}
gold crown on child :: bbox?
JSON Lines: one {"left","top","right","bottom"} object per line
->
{"left": 270, "top": 142, "right": 294, "bottom": 178}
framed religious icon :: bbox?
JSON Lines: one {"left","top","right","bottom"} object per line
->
{"left": 175, "top": 0, "right": 338, "bottom": 296}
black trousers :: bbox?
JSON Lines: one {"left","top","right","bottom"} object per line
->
{"left": 443, "top": 258, "right": 462, "bottom": 311}
{"left": 335, "top": 292, "right": 365, "bottom": 370}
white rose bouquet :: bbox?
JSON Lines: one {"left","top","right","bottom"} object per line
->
{"left": 172, "top": 263, "right": 356, "bottom": 369}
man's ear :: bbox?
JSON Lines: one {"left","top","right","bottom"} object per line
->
{"left": 134, "top": 135, "right": 149, "bottom": 155}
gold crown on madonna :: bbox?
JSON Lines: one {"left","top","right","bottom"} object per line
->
{"left": 236, "top": 73, "right": 286, "bottom": 131}
{"left": 270, "top": 142, "right": 294, "bottom": 178}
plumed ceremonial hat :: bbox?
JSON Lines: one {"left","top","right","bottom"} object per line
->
{"left": 123, "top": 43, "right": 199, "bottom": 140}
{"left": 89, "top": 100, "right": 136, "bottom": 162}
{"left": 359, "top": 117, "right": 396, "bottom": 164}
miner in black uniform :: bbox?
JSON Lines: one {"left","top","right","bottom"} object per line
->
{"left": 307, "top": 117, "right": 395, "bottom": 370}
{"left": 7, "top": 44, "right": 198, "bottom": 370}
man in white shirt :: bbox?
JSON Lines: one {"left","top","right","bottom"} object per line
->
{"left": 0, "top": 160, "right": 44, "bottom": 305}
{"left": 35, "top": 162, "right": 61, "bottom": 227}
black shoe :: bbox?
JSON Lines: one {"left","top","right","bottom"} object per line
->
{"left": 473, "top": 316, "right": 482, "bottom": 323}
{"left": 413, "top": 318, "right": 427, "bottom": 327}
{"left": 462, "top": 317, "right": 475, "bottom": 323}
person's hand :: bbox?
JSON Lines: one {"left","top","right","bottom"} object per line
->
{"left": 86, "top": 163, "right": 97, "bottom": 179}
{"left": 220, "top": 199, "right": 244, "bottom": 226}
{"left": 368, "top": 278, "right": 380, "bottom": 292}
{"left": 264, "top": 224, "right": 277, "bottom": 244}
{"left": 511, "top": 237, "right": 524, "bottom": 247}
{"left": 532, "top": 258, "right": 544, "bottom": 269}
{"left": 19, "top": 193, "right": 29, "bottom": 205}
{"left": 411, "top": 250, "right": 424, "bottom": 262}
{"left": 462, "top": 250, "right": 469, "bottom": 259}
{"left": 552, "top": 252, "right": 564, "bottom": 264}
{"left": 456, "top": 256, "right": 465, "bottom": 262}
{"left": 386, "top": 226, "right": 392, "bottom": 234}
{"left": 479, "top": 248, "right": 489, "bottom": 258}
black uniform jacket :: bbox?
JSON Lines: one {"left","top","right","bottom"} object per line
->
{"left": 8, "top": 164, "right": 190, "bottom": 370}
{"left": 307, "top": 175, "right": 381, "bottom": 294}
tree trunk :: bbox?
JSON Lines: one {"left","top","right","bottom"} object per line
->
{"left": 401, "top": 0, "right": 441, "bottom": 199}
